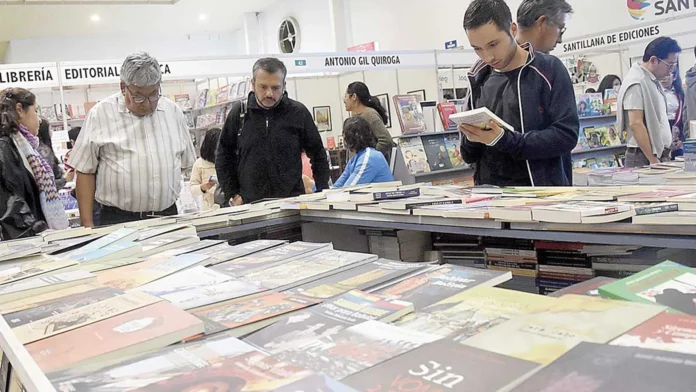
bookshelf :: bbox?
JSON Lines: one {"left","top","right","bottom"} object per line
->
{"left": 572, "top": 144, "right": 626, "bottom": 156}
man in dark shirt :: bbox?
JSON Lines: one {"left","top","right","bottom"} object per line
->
{"left": 460, "top": 0, "right": 579, "bottom": 187}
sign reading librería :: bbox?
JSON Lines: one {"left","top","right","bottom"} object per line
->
{"left": 561, "top": 25, "right": 661, "bottom": 54}
{"left": 0, "top": 65, "right": 59, "bottom": 89}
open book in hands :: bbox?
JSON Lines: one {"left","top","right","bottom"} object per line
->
{"left": 450, "top": 108, "right": 514, "bottom": 132}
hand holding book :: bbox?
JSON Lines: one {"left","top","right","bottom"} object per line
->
{"left": 460, "top": 120, "right": 505, "bottom": 146}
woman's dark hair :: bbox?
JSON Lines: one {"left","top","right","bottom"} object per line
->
{"left": 200, "top": 127, "right": 222, "bottom": 162}
{"left": 38, "top": 118, "right": 52, "bottom": 146}
{"left": 346, "top": 82, "right": 389, "bottom": 125}
{"left": 597, "top": 75, "right": 621, "bottom": 96}
{"left": 68, "top": 126, "right": 82, "bottom": 142}
{"left": 671, "top": 64, "right": 685, "bottom": 102}
{"left": 343, "top": 117, "right": 377, "bottom": 152}
{"left": 0, "top": 87, "right": 36, "bottom": 136}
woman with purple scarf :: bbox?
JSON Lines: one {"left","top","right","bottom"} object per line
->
{"left": 0, "top": 87, "right": 68, "bottom": 239}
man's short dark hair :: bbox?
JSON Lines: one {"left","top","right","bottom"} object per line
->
{"left": 252, "top": 58, "right": 287, "bottom": 80}
{"left": 343, "top": 117, "right": 377, "bottom": 152}
{"left": 643, "top": 37, "right": 681, "bottom": 62}
{"left": 517, "top": 0, "right": 573, "bottom": 29}
{"left": 463, "top": 0, "right": 513, "bottom": 33}
{"left": 200, "top": 128, "right": 222, "bottom": 163}
{"left": 68, "top": 126, "right": 82, "bottom": 142}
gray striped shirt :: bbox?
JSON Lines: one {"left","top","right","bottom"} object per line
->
{"left": 68, "top": 92, "right": 196, "bottom": 212}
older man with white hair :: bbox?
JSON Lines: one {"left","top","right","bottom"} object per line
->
{"left": 69, "top": 52, "right": 196, "bottom": 227}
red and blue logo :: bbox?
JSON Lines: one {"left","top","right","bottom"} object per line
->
{"left": 627, "top": 0, "right": 651, "bottom": 20}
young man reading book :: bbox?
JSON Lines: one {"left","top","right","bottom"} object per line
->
{"left": 460, "top": 0, "right": 579, "bottom": 187}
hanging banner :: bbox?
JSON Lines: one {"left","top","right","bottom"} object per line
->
{"left": 0, "top": 63, "right": 59, "bottom": 89}
{"left": 285, "top": 51, "right": 437, "bottom": 74}
{"left": 560, "top": 24, "right": 661, "bottom": 54}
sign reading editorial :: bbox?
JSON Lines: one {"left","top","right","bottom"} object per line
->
{"left": 561, "top": 25, "right": 661, "bottom": 54}
{"left": 62, "top": 62, "right": 173, "bottom": 86}
{"left": 0, "top": 64, "right": 59, "bottom": 89}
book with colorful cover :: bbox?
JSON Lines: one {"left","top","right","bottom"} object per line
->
{"left": 576, "top": 94, "right": 591, "bottom": 117}
{"left": 49, "top": 334, "right": 257, "bottom": 391}
{"left": 216, "top": 86, "right": 229, "bottom": 104}
{"left": 599, "top": 261, "right": 696, "bottom": 315}
{"left": 462, "top": 294, "right": 665, "bottom": 365}
{"left": 204, "top": 89, "right": 218, "bottom": 108}
{"left": 608, "top": 124, "right": 622, "bottom": 145}
{"left": 510, "top": 342, "right": 696, "bottom": 392}
{"left": 285, "top": 259, "right": 428, "bottom": 300}
{"left": 13, "top": 292, "right": 163, "bottom": 344}
{"left": 277, "top": 320, "right": 441, "bottom": 380}
{"left": 126, "top": 351, "right": 310, "bottom": 392}
{"left": 194, "top": 89, "right": 208, "bottom": 109}
{"left": 27, "top": 301, "right": 205, "bottom": 373}
{"left": 65, "top": 228, "right": 139, "bottom": 258}
{"left": 370, "top": 265, "right": 512, "bottom": 311}
{"left": 344, "top": 338, "right": 540, "bottom": 392}
{"left": 393, "top": 95, "right": 427, "bottom": 134}
{"left": 192, "top": 292, "right": 320, "bottom": 337}
{"left": 173, "top": 94, "right": 191, "bottom": 111}
{"left": 244, "top": 290, "right": 413, "bottom": 355}
{"left": 437, "top": 102, "right": 458, "bottom": 130}
{"left": 421, "top": 134, "right": 453, "bottom": 171}
{"left": 398, "top": 137, "right": 430, "bottom": 175}
{"left": 395, "top": 286, "right": 556, "bottom": 342}
{"left": 610, "top": 312, "right": 696, "bottom": 355}
{"left": 583, "top": 126, "right": 605, "bottom": 148}
{"left": 242, "top": 250, "right": 377, "bottom": 291}
{"left": 205, "top": 239, "right": 287, "bottom": 266}
{"left": 443, "top": 133, "right": 464, "bottom": 167}
{"left": 210, "top": 242, "right": 332, "bottom": 278}
{"left": 588, "top": 93, "right": 605, "bottom": 116}
{"left": 3, "top": 286, "right": 122, "bottom": 328}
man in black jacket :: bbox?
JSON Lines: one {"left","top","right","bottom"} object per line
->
{"left": 460, "top": 0, "right": 579, "bottom": 187}
{"left": 216, "top": 58, "right": 330, "bottom": 205}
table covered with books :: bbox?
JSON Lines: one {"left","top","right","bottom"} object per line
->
{"left": 0, "top": 199, "right": 696, "bottom": 390}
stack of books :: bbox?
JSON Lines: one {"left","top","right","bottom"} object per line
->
{"left": 484, "top": 238, "right": 538, "bottom": 293}
{"left": 360, "top": 228, "right": 432, "bottom": 262}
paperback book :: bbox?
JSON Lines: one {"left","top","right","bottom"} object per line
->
{"left": 210, "top": 242, "right": 333, "bottom": 278}
{"left": 610, "top": 312, "right": 696, "bottom": 355}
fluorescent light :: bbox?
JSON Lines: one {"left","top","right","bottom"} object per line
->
{"left": 90, "top": 14, "right": 101, "bottom": 22}
{"left": 199, "top": 14, "right": 207, "bottom": 21}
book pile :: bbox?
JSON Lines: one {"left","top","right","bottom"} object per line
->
{"left": 535, "top": 241, "right": 596, "bottom": 295}
{"left": 484, "top": 238, "right": 538, "bottom": 293}
{"left": 431, "top": 233, "right": 485, "bottom": 268}
{"left": 360, "top": 228, "right": 432, "bottom": 262}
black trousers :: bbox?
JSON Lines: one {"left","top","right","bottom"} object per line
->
{"left": 99, "top": 203, "right": 178, "bottom": 226}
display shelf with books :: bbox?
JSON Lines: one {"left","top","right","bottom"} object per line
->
{"left": 572, "top": 143, "right": 627, "bottom": 155}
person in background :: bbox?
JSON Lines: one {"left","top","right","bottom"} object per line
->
{"left": 69, "top": 52, "right": 196, "bottom": 226}
{"left": 597, "top": 74, "right": 622, "bottom": 97}
{"left": 333, "top": 117, "right": 394, "bottom": 188}
{"left": 0, "top": 88, "right": 69, "bottom": 239}
{"left": 62, "top": 126, "right": 81, "bottom": 183}
{"left": 460, "top": 0, "right": 579, "bottom": 187}
{"left": 585, "top": 88, "right": 596, "bottom": 94}
{"left": 617, "top": 37, "right": 681, "bottom": 167}
{"left": 515, "top": 0, "right": 573, "bottom": 54}
{"left": 685, "top": 47, "right": 696, "bottom": 138}
{"left": 660, "top": 69, "right": 686, "bottom": 158}
{"left": 190, "top": 128, "right": 222, "bottom": 211}
{"left": 36, "top": 118, "right": 66, "bottom": 189}
{"left": 343, "top": 82, "right": 394, "bottom": 163}
{"left": 216, "top": 58, "right": 330, "bottom": 205}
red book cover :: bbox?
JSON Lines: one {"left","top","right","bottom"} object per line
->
{"left": 534, "top": 241, "right": 585, "bottom": 251}
{"left": 611, "top": 312, "right": 696, "bottom": 355}
{"left": 437, "top": 102, "right": 458, "bottom": 130}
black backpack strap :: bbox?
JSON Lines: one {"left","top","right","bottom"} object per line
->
{"left": 235, "top": 100, "right": 247, "bottom": 157}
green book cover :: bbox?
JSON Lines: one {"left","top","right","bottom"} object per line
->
{"left": 598, "top": 261, "right": 696, "bottom": 315}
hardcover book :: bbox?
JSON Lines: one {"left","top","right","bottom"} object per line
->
{"left": 244, "top": 290, "right": 413, "bottom": 355}
{"left": 27, "top": 301, "right": 204, "bottom": 373}
{"left": 285, "top": 259, "right": 427, "bottom": 300}
{"left": 50, "top": 334, "right": 258, "bottom": 391}
{"left": 276, "top": 320, "right": 441, "bottom": 380}
{"left": 344, "top": 338, "right": 540, "bottom": 392}
{"left": 370, "top": 265, "right": 512, "bottom": 310}
{"left": 610, "top": 312, "right": 696, "bottom": 355}
{"left": 393, "top": 95, "right": 427, "bottom": 134}
{"left": 510, "top": 342, "right": 696, "bottom": 392}
{"left": 599, "top": 261, "right": 696, "bottom": 315}
{"left": 462, "top": 294, "right": 665, "bottom": 365}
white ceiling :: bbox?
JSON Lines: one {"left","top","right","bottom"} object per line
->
{"left": 0, "top": 0, "right": 277, "bottom": 41}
